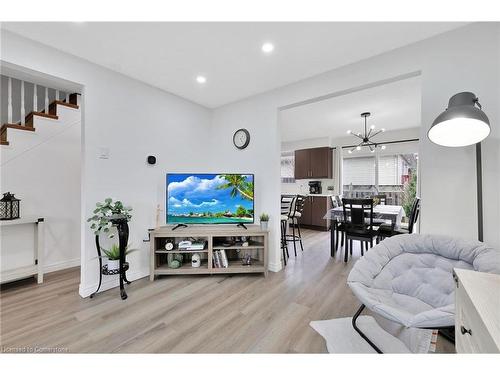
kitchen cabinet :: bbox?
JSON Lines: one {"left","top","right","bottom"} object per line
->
{"left": 294, "top": 147, "right": 333, "bottom": 179}
{"left": 298, "top": 195, "right": 332, "bottom": 231}
{"left": 294, "top": 149, "right": 311, "bottom": 179}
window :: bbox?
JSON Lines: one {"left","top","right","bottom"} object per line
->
{"left": 281, "top": 151, "right": 295, "bottom": 183}
{"left": 342, "top": 141, "right": 418, "bottom": 214}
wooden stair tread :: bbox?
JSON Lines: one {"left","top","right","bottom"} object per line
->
{"left": 48, "top": 100, "right": 79, "bottom": 115}
{"left": 25, "top": 112, "right": 58, "bottom": 121}
{"left": 1, "top": 123, "right": 35, "bottom": 144}
{"left": 1, "top": 123, "right": 36, "bottom": 133}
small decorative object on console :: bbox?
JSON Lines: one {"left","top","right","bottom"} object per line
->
{"left": 191, "top": 253, "right": 201, "bottom": 268}
{"left": 167, "top": 253, "right": 183, "bottom": 268}
{"left": 165, "top": 241, "right": 174, "bottom": 250}
{"left": 0, "top": 192, "right": 20, "bottom": 220}
{"left": 242, "top": 253, "right": 252, "bottom": 266}
{"left": 178, "top": 240, "right": 192, "bottom": 249}
{"left": 259, "top": 213, "right": 269, "bottom": 231}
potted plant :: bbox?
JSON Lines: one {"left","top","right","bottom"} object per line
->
{"left": 101, "top": 244, "right": 138, "bottom": 271}
{"left": 259, "top": 213, "right": 269, "bottom": 231}
{"left": 87, "top": 198, "right": 132, "bottom": 238}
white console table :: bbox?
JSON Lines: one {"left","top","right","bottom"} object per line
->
{"left": 0, "top": 217, "right": 45, "bottom": 284}
{"left": 454, "top": 268, "right": 500, "bottom": 353}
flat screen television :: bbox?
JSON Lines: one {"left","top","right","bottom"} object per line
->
{"left": 166, "top": 173, "right": 254, "bottom": 224}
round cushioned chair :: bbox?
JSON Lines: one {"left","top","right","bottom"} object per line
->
{"left": 347, "top": 233, "right": 500, "bottom": 353}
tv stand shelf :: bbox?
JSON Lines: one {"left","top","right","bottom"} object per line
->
{"left": 149, "top": 225, "right": 268, "bottom": 280}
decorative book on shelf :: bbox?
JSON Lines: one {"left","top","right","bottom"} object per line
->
{"left": 149, "top": 225, "right": 268, "bottom": 279}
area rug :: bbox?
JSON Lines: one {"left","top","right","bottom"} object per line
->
{"left": 310, "top": 316, "right": 435, "bottom": 353}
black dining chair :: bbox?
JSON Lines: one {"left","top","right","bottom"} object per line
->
{"left": 376, "top": 197, "right": 421, "bottom": 242}
{"left": 342, "top": 198, "right": 376, "bottom": 262}
{"left": 280, "top": 195, "right": 295, "bottom": 266}
{"left": 286, "top": 194, "right": 306, "bottom": 256}
{"left": 329, "top": 195, "right": 345, "bottom": 254}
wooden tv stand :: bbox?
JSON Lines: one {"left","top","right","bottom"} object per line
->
{"left": 149, "top": 225, "right": 268, "bottom": 280}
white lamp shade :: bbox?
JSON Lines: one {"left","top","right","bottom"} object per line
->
{"left": 428, "top": 117, "right": 490, "bottom": 147}
{"left": 428, "top": 92, "right": 490, "bottom": 147}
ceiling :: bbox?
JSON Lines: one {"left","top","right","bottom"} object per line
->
{"left": 279, "top": 75, "right": 421, "bottom": 142}
{"left": 2, "top": 22, "right": 465, "bottom": 108}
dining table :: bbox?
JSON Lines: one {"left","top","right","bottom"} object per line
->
{"left": 323, "top": 204, "right": 406, "bottom": 257}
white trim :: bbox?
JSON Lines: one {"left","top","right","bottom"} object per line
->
{"left": 78, "top": 269, "right": 149, "bottom": 298}
{"left": 268, "top": 261, "right": 282, "bottom": 273}
{"left": 43, "top": 258, "right": 80, "bottom": 274}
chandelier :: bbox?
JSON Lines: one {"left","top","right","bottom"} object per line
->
{"left": 346, "top": 112, "right": 387, "bottom": 153}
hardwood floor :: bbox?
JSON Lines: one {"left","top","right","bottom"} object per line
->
{"left": 0, "top": 229, "right": 454, "bottom": 353}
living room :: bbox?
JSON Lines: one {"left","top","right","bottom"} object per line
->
{"left": 1, "top": 1, "right": 500, "bottom": 373}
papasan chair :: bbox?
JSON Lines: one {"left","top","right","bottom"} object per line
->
{"left": 347, "top": 233, "right": 500, "bottom": 353}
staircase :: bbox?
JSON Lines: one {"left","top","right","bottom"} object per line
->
{"left": 1, "top": 80, "right": 79, "bottom": 147}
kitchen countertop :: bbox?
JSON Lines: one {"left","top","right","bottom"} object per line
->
{"left": 307, "top": 193, "right": 335, "bottom": 197}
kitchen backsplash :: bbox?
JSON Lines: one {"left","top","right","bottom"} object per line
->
{"left": 281, "top": 179, "right": 336, "bottom": 195}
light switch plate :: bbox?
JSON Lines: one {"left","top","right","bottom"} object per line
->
{"left": 98, "top": 147, "right": 110, "bottom": 159}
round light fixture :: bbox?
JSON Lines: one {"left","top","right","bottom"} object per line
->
{"left": 262, "top": 42, "right": 275, "bottom": 53}
{"left": 428, "top": 92, "right": 490, "bottom": 147}
{"left": 196, "top": 75, "right": 207, "bottom": 84}
{"left": 381, "top": 145, "right": 386, "bottom": 150}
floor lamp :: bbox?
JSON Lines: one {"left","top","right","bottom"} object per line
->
{"left": 428, "top": 92, "right": 491, "bottom": 242}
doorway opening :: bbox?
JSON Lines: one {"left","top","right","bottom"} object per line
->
{"left": 278, "top": 73, "right": 422, "bottom": 266}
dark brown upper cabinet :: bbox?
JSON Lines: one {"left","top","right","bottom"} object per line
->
{"left": 294, "top": 147, "right": 332, "bottom": 179}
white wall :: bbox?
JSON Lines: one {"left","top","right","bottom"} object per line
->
{"left": 1, "top": 30, "right": 212, "bottom": 296}
{"left": 1, "top": 106, "right": 81, "bottom": 272}
{"left": 211, "top": 23, "right": 500, "bottom": 269}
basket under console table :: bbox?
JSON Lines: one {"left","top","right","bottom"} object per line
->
{"left": 149, "top": 225, "right": 268, "bottom": 280}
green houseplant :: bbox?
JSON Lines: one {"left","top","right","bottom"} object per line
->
{"left": 87, "top": 198, "right": 132, "bottom": 238}
{"left": 259, "top": 213, "right": 269, "bottom": 231}
{"left": 100, "top": 244, "right": 138, "bottom": 271}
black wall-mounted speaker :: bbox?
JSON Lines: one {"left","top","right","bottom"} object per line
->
{"left": 147, "top": 155, "right": 157, "bottom": 165}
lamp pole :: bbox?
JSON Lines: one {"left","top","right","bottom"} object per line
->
{"left": 476, "top": 143, "right": 483, "bottom": 242}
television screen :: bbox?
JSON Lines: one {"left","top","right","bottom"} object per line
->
{"left": 167, "top": 173, "right": 254, "bottom": 224}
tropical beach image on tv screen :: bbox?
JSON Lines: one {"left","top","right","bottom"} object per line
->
{"left": 167, "top": 174, "right": 254, "bottom": 224}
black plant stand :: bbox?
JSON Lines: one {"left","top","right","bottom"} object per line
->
{"left": 90, "top": 217, "right": 131, "bottom": 300}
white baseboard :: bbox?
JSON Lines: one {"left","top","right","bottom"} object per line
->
{"left": 78, "top": 269, "right": 149, "bottom": 298}
{"left": 268, "top": 261, "right": 282, "bottom": 273}
{"left": 44, "top": 258, "right": 80, "bottom": 274}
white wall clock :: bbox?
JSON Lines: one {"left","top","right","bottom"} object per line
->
{"left": 233, "top": 128, "right": 250, "bottom": 150}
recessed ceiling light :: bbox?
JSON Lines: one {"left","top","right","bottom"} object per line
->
{"left": 196, "top": 75, "right": 207, "bottom": 84}
{"left": 261, "top": 42, "right": 274, "bottom": 53}
{"left": 381, "top": 145, "right": 387, "bottom": 150}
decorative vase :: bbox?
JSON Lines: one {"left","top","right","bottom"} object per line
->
{"left": 260, "top": 221, "right": 268, "bottom": 231}
{"left": 191, "top": 253, "right": 201, "bottom": 268}
{"left": 107, "top": 259, "right": 120, "bottom": 271}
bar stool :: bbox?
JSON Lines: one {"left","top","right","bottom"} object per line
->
{"left": 280, "top": 195, "right": 294, "bottom": 266}
{"left": 286, "top": 195, "right": 306, "bottom": 256}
